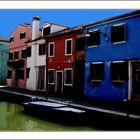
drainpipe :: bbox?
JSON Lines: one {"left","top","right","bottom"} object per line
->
{"left": 128, "top": 60, "right": 132, "bottom": 101}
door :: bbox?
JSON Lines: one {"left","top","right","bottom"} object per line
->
{"left": 132, "top": 62, "right": 140, "bottom": 101}
{"left": 12, "top": 69, "right": 17, "bottom": 87}
{"left": 56, "top": 71, "right": 63, "bottom": 94}
{"left": 37, "top": 66, "right": 45, "bottom": 90}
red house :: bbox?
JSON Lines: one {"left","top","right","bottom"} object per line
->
{"left": 46, "top": 26, "right": 85, "bottom": 98}
{"left": 7, "top": 23, "right": 32, "bottom": 88}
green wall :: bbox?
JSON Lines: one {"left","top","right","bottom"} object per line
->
{"left": 0, "top": 41, "right": 9, "bottom": 85}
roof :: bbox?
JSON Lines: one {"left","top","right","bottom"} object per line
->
{"left": 0, "top": 37, "right": 10, "bottom": 43}
{"left": 84, "top": 10, "right": 140, "bottom": 28}
{"left": 10, "top": 24, "right": 31, "bottom": 37}
{"left": 41, "top": 21, "right": 69, "bottom": 29}
{"left": 45, "top": 25, "right": 84, "bottom": 38}
{"left": 26, "top": 25, "right": 84, "bottom": 43}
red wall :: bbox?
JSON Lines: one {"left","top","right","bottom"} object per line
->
{"left": 47, "top": 33, "right": 76, "bottom": 70}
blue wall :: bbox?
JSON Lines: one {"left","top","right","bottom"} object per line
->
{"left": 85, "top": 15, "right": 140, "bottom": 101}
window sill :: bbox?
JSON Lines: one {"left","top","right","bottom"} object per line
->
{"left": 39, "top": 54, "right": 45, "bottom": 56}
{"left": 112, "top": 80, "right": 125, "bottom": 83}
{"left": 64, "top": 83, "right": 73, "bottom": 86}
{"left": 14, "top": 59, "right": 19, "bottom": 61}
{"left": 48, "top": 83, "right": 54, "bottom": 85}
{"left": 91, "top": 80, "right": 102, "bottom": 83}
{"left": 112, "top": 41, "right": 126, "bottom": 45}
{"left": 48, "top": 56, "right": 54, "bottom": 58}
{"left": 88, "top": 45, "right": 99, "bottom": 48}
{"left": 65, "top": 54, "right": 72, "bottom": 56}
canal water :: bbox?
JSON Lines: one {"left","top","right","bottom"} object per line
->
{"left": 0, "top": 102, "right": 96, "bottom": 131}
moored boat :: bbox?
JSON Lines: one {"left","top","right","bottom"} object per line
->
{"left": 22, "top": 100, "right": 86, "bottom": 123}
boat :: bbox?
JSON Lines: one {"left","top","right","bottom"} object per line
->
{"left": 22, "top": 100, "right": 86, "bottom": 123}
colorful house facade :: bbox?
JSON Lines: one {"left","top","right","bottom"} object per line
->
{"left": 0, "top": 37, "right": 10, "bottom": 85}
{"left": 46, "top": 26, "right": 85, "bottom": 97}
{"left": 26, "top": 16, "right": 68, "bottom": 91}
{"left": 84, "top": 10, "right": 140, "bottom": 101}
{"left": 7, "top": 23, "right": 32, "bottom": 88}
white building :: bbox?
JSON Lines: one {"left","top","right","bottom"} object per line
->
{"left": 26, "top": 16, "right": 68, "bottom": 91}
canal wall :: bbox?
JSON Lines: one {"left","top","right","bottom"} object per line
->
{"left": 0, "top": 89, "right": 31, "bottom": 104}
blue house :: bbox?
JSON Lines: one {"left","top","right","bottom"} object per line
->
{"left": 84, "top": 10, "right": 140, "bottom": 101}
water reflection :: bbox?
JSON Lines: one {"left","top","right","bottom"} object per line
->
{"left": 0, "top": 102, "right": 95, "bottom": 131}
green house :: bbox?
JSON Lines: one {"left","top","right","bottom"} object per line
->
{"left": 0, "top": 37, "right": 10, "bottom": 85}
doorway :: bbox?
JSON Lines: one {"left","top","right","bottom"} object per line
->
{"left": 131, "top": 61, "right": 140, "bottom": 101}
{"left": 56, "top": 71, "right": 63, "bottom": 94}
{"left": 37, "top": 66, "right": 45, "bottom": 90}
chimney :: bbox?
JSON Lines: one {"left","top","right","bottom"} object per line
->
{"left": 32, "top": 16, "right": 40, "bottom": 40}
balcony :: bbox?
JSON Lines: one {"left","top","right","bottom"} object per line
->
{"left": 7, "top": 59, "right": 25, "bottom": 68}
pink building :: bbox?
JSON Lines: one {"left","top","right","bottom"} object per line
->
{"left": 7, "top": 23, "right": 32, "bottom": 88}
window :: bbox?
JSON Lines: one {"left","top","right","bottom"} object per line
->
{"left": 10, "top": 37, "right": 14, "bottom": 42}
{"left": 22, "top": 49, "right": 26, "bottom": 58}
{"left": 64, "top": 69, "right": 72, "bottom": 85}
{"left": 65, "top": 39, "right": 72, "bottom": 55}
{"left": 26, "top": 68, "right": 30, "bottom": 78}
{"left": 110, "top": 62, "right": 128, "bottom": 81}
{"left": 14, "top": 51, "right": 19, "bottom": 60}
{"left": 9, "top": 52, "right": 13, "bottom": 60}
{"left": 17, "top": 69, "right": 24, "bottom": 79}
{"left": 7, "top": 70, "right": 12, "bottom": 79}
{"left": 48, "top": 43, "right": 54, "bottom": 57}
{"left": 43, "top": 27, "right": 51, "bottom": 36}
{"left": 87, "top": 30, "right": 100, "bottom": 47}
{"left": 90, "top": 63, "right": 104, "bottom": 81}
{"left": 76, "top": 37, "right": 85, "bottom": 51}
{"left": 26, "top": 47, "right": 31, "bottom": 57}
{"left": 39, "top": 44, "right": 45, "bottom": 55}
{"left": 48, "top": 69, "right": 54, "bottom": 84}
{"left": 20, "top": 32, "right": 26, "bottom": 39}
{"left": 111, "top": 23, "right": 126, "bottom": 43}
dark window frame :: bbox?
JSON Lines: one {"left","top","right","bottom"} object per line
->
{"left": 48, "top": 42, "right": 54, "bottom": 57}
{"left": 10, "top": 37, "right": 14, "bottom": 43}
{"left": 17, "top": 69, "right": 24, "bottom": 80}
{"left": 26, "top": 68, "right": 30, "bottom": 78}
{"left": 43, "top": 27, "right": 51, "bottom": 36}
{"left": 111, "top": 23, "right": 126, "bottom": 44}
{"left": 26, "top": 47, "right": 31, "bottom": 57}
{"left": 9, "top": 52, "right": 13, "bottom": 60}
{"left": 14, "top": 51, "right": 19, "bottom": 60}
{"left": 20, "top": 32, "right": 26, "bottom": 39}
{"left": 76, "top": 37, "right": 85, "bottom": 51}
{"left": 90, "top": 63, "right": 104, "bottom": 82}
{"left": 39, "top": 44, "right": 45, "bottom": 55}
{"left": 110, "top": 61, "right": 128, "bottom": 82}
{"left": 65, "top": 39, "right": 72, "bottom": 55}
{"left": 87, "top": 30, "right": 100, "bottom": 47}
{"left": 22, "top": 49, "right": 26, "bottom": 58}
{"left": 64, "top": 69, "right": 73, "bottom": 85}
{"left": 7, "top": 69, "right": 12, "bottom": 79}
{"left": 48, "top": 69, "right": 54, "bottom": 84}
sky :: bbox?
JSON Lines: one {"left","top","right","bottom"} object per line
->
{"left": 0, "top": 9, "right": 134, "bottom": 39}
